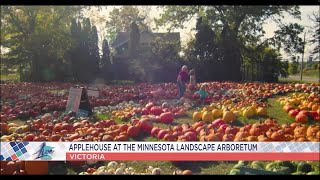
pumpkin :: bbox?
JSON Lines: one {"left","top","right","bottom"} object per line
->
{"left": 127, "top": 126, "right": 140, "bottom": 137}
{"left": 295, "top": 112, "right": 308, "bottom": 123}
{"left": 222, "top": 133, "right": 235, "bottom": 141}
{"left": 114, "top": 134, "right": 128, "bottom": 141}
{"left": 202, "top": 111, "right": 214, "bottom": 122}
{"left": 246, "top": 136, "right": 258, "bottom": 141}
{"left": 306, "top": 125, "right": 319, "bottom": 137}
{"left": 206, "top": 132, "right": 222, "bottom": 141}
{"left": 212, "top": 109, "right": 222, "bottom": 118}
{"left": 256, "top": 107, "right": 267, "bottom": 116}
{"left": 192, "top": 111, "right": 202, "bottom": 121}
{"left": 222, "top": 111, "right": 236, "bottom": 123}
{"left": 288, "top": 109, "right": 300, "bottom": 117}
{"left": 25, "top": 161, "right": 48, "bottom": 175}
{"left": 159, "top": 112, "right": 174, "bottom": 124}
{"left": 249, "top": 125, "right": 263, "bottom": 136}
{"left": 283, "top": 105, "right": 294, "bottom": 113}
{"left": 282, "top": 124, "right": 294, "bottom": 135}
{"left": 234, "top": 131, "right": 249, "bottom": 141}
{"left": 182, "top": 170, "right": 192, "bottom": 175}
{"left": 150, "top": 106, "right": 163, "bottom": 115}
{"left": 294, "top": 124, "right": 308, "bottom": 138}
{"left": 2, "top": 161, "right": 16, "bottom": 175}
{"left": 270, "top": 130, "right": 285, "bottom": 141}
{"left": 225, "top": 126, "right": 239, "bottom": 135}
{"left": 257, "top": 133, "right": 270, "bottom": 142}
{"left": 284, "top": 134, "right": 294, "bottom": 141}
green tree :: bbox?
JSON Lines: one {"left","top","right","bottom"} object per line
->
{"left": 89, "top": 25, "right": 100, "bottom": 74}
{"left": 308, "top": 12, "right": 319, "bottom": 60}
{"left": 155, "top": 6, "right": 303, "bottom": 82}
{"left": 128, "top": 22, "right": 140, "bottom": 57}
{"left": 1, "top": 6, "right": 83, "bottom": 82}
{"left": 288, "top": 57, "right": 300, "bottom": 75}
{"left": 100, "top": 39, "right": 112, "bottom": 81}
{"left": 105, "top": 6, "right": 148, "bottom": 43}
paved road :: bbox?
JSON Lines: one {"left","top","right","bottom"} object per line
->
{"left": 287, "top": 75, "right": 320, "bottom": 83}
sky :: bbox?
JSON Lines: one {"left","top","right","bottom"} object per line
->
{"left": 87, "top": 5, "right": 319, "bottom": 60}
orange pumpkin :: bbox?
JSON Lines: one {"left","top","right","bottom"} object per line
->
{"left": 306, "top": 125, "right": 319, "bottom": 137}
{"left": 182, "top": 170, "right": 193, "bottom": 175}
{"left": 247, "top": 136, "right": 258, "bottom": 141}
{"left": 3, "top": 161, "right": 16, "bottom": 175}
{"left": 25, "top": 161, "right": 48, "bottom": 175}
{"left": 258, "top": 133, "right": 270, "bottom": 142}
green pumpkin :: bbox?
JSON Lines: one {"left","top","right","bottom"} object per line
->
{"left": 265, "top": 162, "right": 278, "bottom": 171}
{"left": 291, "top": 171, "right": 304, "bottom": 175}
{"left": 251, "top": 161, "right": 264, "bottom": 169}
{"left": 275, "top": 161, "right": 296, "bottom": 172}
{"left": 297, "top": 162, "right": 312, "bottom": 173}
{"left": 307, "top": 171, "right": 319, "bottom": 175}
{"left": 229, "top": 169, "right": 241, "bottom": 175}
{"left": 238, "top": 160, "right": 249, "bottom": 165}
{"left": 251, "top": 164, "right": 264, "bottom": 170}
{"left": 272, "top": 166, "right": 291, "bottom": 174}
{"left": 233, "top": 163, "right": 246, "bottom": 170}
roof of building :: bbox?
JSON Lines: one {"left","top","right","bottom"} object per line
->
{"left": 111, "top": 30, "right": 180, "bottom": 48}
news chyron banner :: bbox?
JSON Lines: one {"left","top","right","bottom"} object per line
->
{"left": 0, "top": 142, "right": 319, "bottom": 161}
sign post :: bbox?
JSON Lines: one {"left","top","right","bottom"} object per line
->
{"left": 65, "top": 86, "right": 92, "bottom": 117}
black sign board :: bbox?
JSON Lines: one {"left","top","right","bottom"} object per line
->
{"left": 65, "top": 87, "right": 92, "bottom": 117}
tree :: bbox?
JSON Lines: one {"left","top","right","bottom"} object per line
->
{"left": 100, "top": 39, "right": 112, "bottom": 81}
{"left": 288, "top": 56, "right": 300, "bottom": 75}
{"left": 308, "top": 12, "right": 319, "bottom": 61}
{"left": 1, "top": 6, "right": 83, "bottom": 82}
{"left": 155, "top": 6, "right": 303, "bottom": 82}
{"left": 105, "top": 6, "right": 149, "bottom": 43}
{"left": 128, "top": 22, "right": 140, "bottom": 57}
{"left": 89, "top": 25, "right": 100, "bottom": 74}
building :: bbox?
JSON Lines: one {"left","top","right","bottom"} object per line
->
{"left": 111, "top": 29, "right": 180, "bottom": 58}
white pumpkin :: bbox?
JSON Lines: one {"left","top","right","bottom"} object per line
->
{"left": 125, "top": 167, "right": 134, "bottom": 174}
{"left": 146, "top": 166, "right": 154, "bottom": 174}
{"left": 96, "top": 166, "right": 108, "bottom": 173}
{"left": 107, "top": 161, "right": 118, "bottom": 169}
{"left": 115, "top": 168, "right": 124, "bottom": 175}
{"left": 87, "top": 161, "right": 98, "bottom": 166}
{"left": 96, "top": 171, "right": 110, "bottom": 175}
{"left": 107, "top": 168, "right": 115, "bottom": 174}
{"left": 152, "top": 168, "right": 162, "bottom": 175}
{"left": 118, "top": 163, "right": 126, "bottom": 169}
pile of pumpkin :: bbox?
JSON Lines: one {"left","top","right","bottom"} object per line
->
{"left": 0, "top": 160, "right": 48, "bottom": 175}
{"left": 0, "top": 112, "right": 155, "bottom": 142}
{"left": 229, "top": 160, "right": 319, "bottom": 175}
{"left": 77, "top": 161, "right": 192, "bottom": 175}
{"left": 279, "top": 92, "right": 320, "bottom": 123}
{"left": 193, "top": 103, "right": 268, "bottom": 123}
{"left": 152, "top": 118, "right": 320, "bottom": 142}
{"left": 199, "top": 119, "right": 320, "bottom": 142}
{"left": 109, "top": 101, "right": 188, "bottom": 124}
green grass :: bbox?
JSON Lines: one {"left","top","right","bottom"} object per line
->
{"left": 0, "top": 72, "right": 20, "bottom": 82}
{"left": 293, "top": 68, "right": 320, "bottom": 78}
{"left": 303, "top": 69, "right": 320, "bottom": 78}
{"left": 279, "top": 78, "right": 316, "bottom": 84}
{"left": 265, "top": 97, "right": 296, "bottom": 124}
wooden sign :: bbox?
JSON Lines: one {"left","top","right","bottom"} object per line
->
{"left": 65, "top": 87, "right": 83, "bottom": 113}
{"left": 65, "top": 87, "right": 92, "bottom": 117}
{"left": 239, "top": 166, "right": 285, "bottom": 175}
